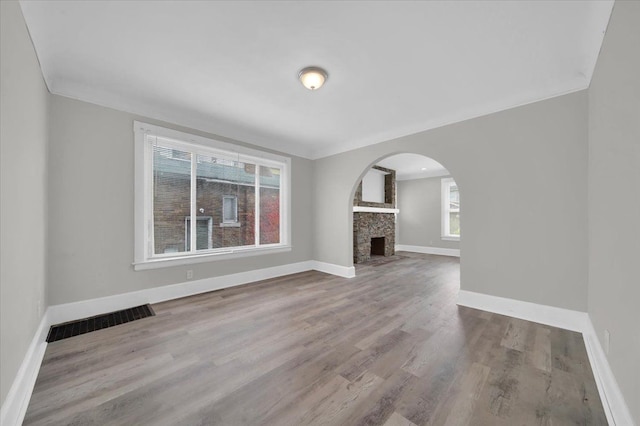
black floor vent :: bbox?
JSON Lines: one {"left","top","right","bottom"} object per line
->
{"left": 46, "top": 304, "right": 155, "bottom": 343}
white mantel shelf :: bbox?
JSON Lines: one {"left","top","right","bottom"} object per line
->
{"left": 353, "top": 206, "right": 399, "bottom": 214}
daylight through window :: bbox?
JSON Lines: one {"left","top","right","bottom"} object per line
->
{"left": 441, "top": 177, "right": 460, "bottom": 240}
{"left": 134, "top": 122, "right": 290, "bottom": 269}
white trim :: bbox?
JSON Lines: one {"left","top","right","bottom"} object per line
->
{"left": 311, "top": 261, "right": 356, "bottom": 278}
{"left": 42, "top": 80, "right": 591, "bottom": 161}
{"left": 4, "top": 271, "right": 633, "bottom": 426}
{"left": 582, "top": 318, "right": 636, "bottom": 426}
{"left": 189, "top": 146, "right": 197, "bottom": 253}
{"left": 133, "top": 121, "right": 292, "bottom": 267}
{"left": 457, "top": 290, "right": 588, "bottom": 332}
{"left": 0, "top": 260, "right": 348, "bottom": 425}
{"left": 0, "top": 310, "right": 50, "bottom": 426}
{"left": 310, "top": 84, "right": 590, "bottom": 159}
{"left": 396, "top": 244, "right": 460, "bottom": 257}
{"left": 456, "top": 290, "right": 635, "bottom": 426}
{"left": 353, "top": 206, "right": 399, "bottom": 214}
{"left": 53, "top": 261, "right": 313, "bottom": 325}
{"left": 51, "top": 260, "right": 356, "bottom": 325}
{"left": 134, "top": 121, "right": 290, "bottom": 165}
{"left": 134, "top": 122, "right": 147, "bottom": 266}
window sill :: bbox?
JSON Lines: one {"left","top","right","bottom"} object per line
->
{"left": 441, "top": 236, "right": 460, "bottom": 241}
{"left": 219, "top": 222, "right": 241, "bottom": 228}
{"left": 133, "top": 245, "right": 291, "bottom": 271}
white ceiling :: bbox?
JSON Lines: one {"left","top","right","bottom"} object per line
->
{"left": 377, "top": 154, "right": 449, "bottom": 181}
{"left": 20, "top": 1, "right": 613, "bottom": 159}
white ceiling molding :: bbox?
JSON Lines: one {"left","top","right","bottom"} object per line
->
{"left": 20, "top": 1, "right": 613, "bottom": 160}
{"left": 311, "top": 84, "right": 591, "bottom": 160}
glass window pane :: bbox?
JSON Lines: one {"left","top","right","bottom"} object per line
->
{"left": 260, "top": 166, "right": 280, "bottom": 245}
{"left": 449, "top": 184, "right": 459, "bottom": 210}
{"left": 186, "top": 217, "right": 212, "bottom": 250}
{"left": 449, "top": 212, "right": 460, "bottom": 236}
{"left": 196, "top": 154, "right": 255, "bottom": 249}
{"left": 153, "top": 145, "right": 191, "bottom": 254}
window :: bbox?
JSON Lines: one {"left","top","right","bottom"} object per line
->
{"left": 441, "top": 177, "right": 460, "bottom": 240}
{"left": 134, "top": 122, "right": 290, "bottom": 270}
{"left": 222, "top": 196, "right": 238, "bottom": 223}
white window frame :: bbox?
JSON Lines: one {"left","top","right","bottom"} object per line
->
{"left": 133, "top": 121, "right": 291, "bottom": 271}
{"left": 441, "top": 177, "right": 460, "bottom": 241}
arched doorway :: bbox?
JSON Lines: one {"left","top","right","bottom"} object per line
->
{"left": 349, "top": 153, "right": 461, "bottom": 288}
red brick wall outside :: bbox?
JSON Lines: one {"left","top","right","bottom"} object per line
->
{"left": 153, "top": 172, "right": 279, "bottom": 254}
{"left": 260, "top": 188, "right": 280, "bottom": 244}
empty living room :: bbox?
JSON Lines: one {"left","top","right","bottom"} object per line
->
{"left": 1, "top": 1, "right": 638, "bottom": 425}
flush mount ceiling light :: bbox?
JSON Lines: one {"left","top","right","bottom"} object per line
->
{"left": 298, "top": 66, "right": 328, "bottom": 90}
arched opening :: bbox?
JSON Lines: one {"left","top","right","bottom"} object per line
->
{"left": 349, "top": 153, "right": 461, "bottom": 290}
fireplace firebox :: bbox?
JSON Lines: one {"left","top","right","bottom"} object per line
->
{"left": 371, "top": 237, "right": 386, "bottom": 256}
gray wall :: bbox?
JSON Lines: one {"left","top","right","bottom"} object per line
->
{"left": 314, "top": 90, "right": 588, "bottom": 311}
{"left": 4, "top": 0, "right": 637, "bottom": 418}
{"left": 588, "top": 1, "right": 640, "bottom": 422}
{"left": 47, "top": 95, "right": 314, "bottom": 305}
{"left": 0, "top": 1, "right": 49, "bottom": 404}
{"left": 397, "top": 176, "right": 460, "bottom": 250}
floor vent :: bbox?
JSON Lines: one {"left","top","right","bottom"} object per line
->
{"left": 46, "top": 304, "right": 155, "bottom": 343}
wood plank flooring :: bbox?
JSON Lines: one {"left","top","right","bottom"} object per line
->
{"left": 24, "top": 253, "right": 607, "bottom": 425}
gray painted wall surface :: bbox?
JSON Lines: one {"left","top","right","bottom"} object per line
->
{"left": 0, "top": 1, "right": 49, "bottom": 404}
{"left": 397, "top": 176, "right": 460, "bottom": 250}
{"left": 4, "top": 0, "right": 637, "bottom": 418}
{"left": 588, "top": 1, "right": 640, "bottom": 422}
{"left": 314, "top": 90, "right": 588, "bottom": 311}
{"left": 47, "top": 95, "right": 314, "bottom": 305}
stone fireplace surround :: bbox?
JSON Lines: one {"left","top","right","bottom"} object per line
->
{"left": 353, "top": 166, "right": 397, "bottom": 264}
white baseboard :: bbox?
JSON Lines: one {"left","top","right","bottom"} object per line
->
{"left": 457, "top": 289, "right": 588, "bottom": 332}
{"left": 311, "top": 261, "right": 356, "bottom": 278}
{"left": 457, "top": 290, "right": 634, "bottom": 426}
{"left": 582, "top": 318, "right": 635, "bottom": 426}
{"left": 47, "top": 260, "right": 359, "bottom": 325}
{"left": 395, "top": 244, "right": 460, "bottom": 257}
{"left": 7, "top": 268, "right": 631, "bottom": 426}
{"left": 15, "top": 260, "right": 354, "bottom": 327}
{"left": 3, "top": 259, "right": 356, "bottom": 425}
{"left": 48, "top": 261, "right": 315, "bottom": 325}
{"left": 0, "top": 310, "right": 50, "bottom": 426}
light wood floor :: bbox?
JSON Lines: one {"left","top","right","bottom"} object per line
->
{"left": 24, "top": 253, "right": 607, "bottom": 425}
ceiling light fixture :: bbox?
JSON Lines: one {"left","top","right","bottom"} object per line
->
{"left": 421, "top": 167, "right": 427, "bottom": 171}
{"left": 299, "top": 66, "right": 328, "bottom": 90}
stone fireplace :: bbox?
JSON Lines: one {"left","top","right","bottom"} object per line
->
{"left": 353, "top": 165, "right": 397, "bottom": 264}
{"left": 353, "top": 213, "right": 395, "bottom": 263}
